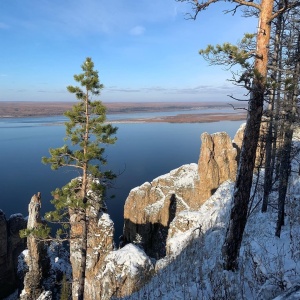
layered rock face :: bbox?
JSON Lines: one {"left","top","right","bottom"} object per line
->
{"left": 0, "top": 210, "right": 26, "bottom": 298}
{"left": 123, "top": 163, "right": 199, "bottom": 259}
{"left": 197, "top": 132, "right": 237, "bottom": 204}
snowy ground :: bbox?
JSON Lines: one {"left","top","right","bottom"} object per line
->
{"left": 122, "top": 149, "right": 300, "bottom": 299}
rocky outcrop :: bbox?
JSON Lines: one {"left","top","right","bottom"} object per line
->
{"left": 197, "top": 132, "right": 237, "bottom": 204}
{"left": 19, "top": 193, "right": 71, "bottom": 300}
{"left": 122, "top": 129, "right": 243, "bottom": 261}
{"left": 166, "top": 181, "right": 234, "bottom": 257}
{"left": 69, "top": 201, "right": 157, "bottom": 300}
{"left": 85, "top": 212, "right": 115, "bottom": 298}
{"left": 232, "top": 122, "right": 245, "bottom": 154}
{"left": 0, "top": 210, "right": 26, "bottom": 298}
{"left": 123, "top": 163, "right": 199, "bottom": 259}
{"left": 93, "top": 244, "right": 154, "bottom": 299}
{"left": 232, "top": 121, "right": 268, "bottom": 169}
{"left": 20, "top": 193, "right": 50, "bottom": 300}
{"left": 17, "top": 124, "right": 257, "bottom": 299}
{"left": 68, "top": 184, "right": 115, "bottom": 300}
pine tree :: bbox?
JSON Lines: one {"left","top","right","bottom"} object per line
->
{"left": 42, "top": 57, "right": 117, "bottom": 300}
{"left": 177, "top": 0, "right": 299, "bottom": 270}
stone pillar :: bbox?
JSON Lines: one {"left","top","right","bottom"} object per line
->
{"left": 20, "top": 193, "right": 49, "bottom": 300}
{"left": 197, "top": 132, "right": 237, "bottom": 204}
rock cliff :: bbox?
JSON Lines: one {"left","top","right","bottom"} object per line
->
{"left": 16, "top": 124, "right": 251, "bottom": 299}
{"left": 19, "top": 193, "right": 71, "bottom": 300}
{"left": 197, "top": 132, "right": 237, "bottom": 204}
{"left": 69, "top": 205, "right": 115, "bottom": 299}
{"left": 68, "top": 180, "right": 154, "bottom": 300}
{"left": 0, "top": 210, "right": 26, "bottom": 298}
{"left": 92, "top": 244, "right": 154, "bottom": 299}
{"left": 123, "top": 163, "right": 199, "bottom": 258}
{"left": 123, "top": 130, "right": 240, "bottom": 259}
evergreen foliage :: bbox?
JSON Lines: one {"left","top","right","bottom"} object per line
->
{"left": 42, "top": 57, "right": 117, "bottom": 237}
{"left": 41, "top": 57, "right": 117, "bottom": 299}
{"left": 19, "top": 224, "right": 51, "bottom": 240}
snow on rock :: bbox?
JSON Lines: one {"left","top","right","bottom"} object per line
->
{"left": 124, "top": 152, "right": 300, "bottom": 299}
{"left": 42, "top": 242, "right": 72, "bottom": 294}
{"left": 17, "top": 250, "right": 29, "bottom": 281}
{"left": 93, "top": 244, "right": 154, "bottom": 299}
{"left": 166, "top": 180, "right": 234, "bottom": 257}
{"left": 36, "top": 291, "right": 52, "bottom": 300}
{"left": 123, "top": 163, "right": 199, "bottom": 258}
{"left": 98, "top": 211, "right": 114, "bottom": 228}
{"left": 70, "top": 209, "right": 115, "bottom": 300}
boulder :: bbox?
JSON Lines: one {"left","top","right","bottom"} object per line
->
{"left": 92, "top": 244, "right": 154, "bottom": 299}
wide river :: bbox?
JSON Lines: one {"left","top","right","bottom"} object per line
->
{"left": 0, "top": 110, "right": 245, "bottom": 241}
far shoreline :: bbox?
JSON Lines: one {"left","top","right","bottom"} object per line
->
{"left": 0, "top": 101, "right": 247, "bottom": 123}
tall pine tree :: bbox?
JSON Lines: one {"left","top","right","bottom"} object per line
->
{"left": 42, "top": 57, "right": 117, "bottom": 300}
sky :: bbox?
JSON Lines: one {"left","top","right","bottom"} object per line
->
{"left": 0, "top": 0, "right": 257, "bottom": 103}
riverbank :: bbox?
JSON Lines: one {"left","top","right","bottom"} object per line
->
{"left": 0, "top": 101, "right": 247, "bottom": 123}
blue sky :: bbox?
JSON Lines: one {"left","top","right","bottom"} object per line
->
{"left": 0, "top": 0, "right": 257, "bottom": 102}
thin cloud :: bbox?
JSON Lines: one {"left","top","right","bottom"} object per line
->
{"left": 129, "top": 26, "right": 145, "bottom": 36}
{"left": 107, "top": 87, "right": 141, "bottom": 93}
{"left": 142, "top": 86, "right": 168, "bottom": 92}
{"left": 0, "top": 22, "right": 9, "bottom": 29}
{"left": 8, "top": 0, "right": 178, "bottom": 37}
{"left": 105, "top": 84, "right": 242, "bottom": 96}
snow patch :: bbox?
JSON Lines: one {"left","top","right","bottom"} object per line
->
{"left": 100, "top": 244, "right": 153, "bottom": 278}
{"left": 98, "top": 212, "right": 114, "bottom": 228}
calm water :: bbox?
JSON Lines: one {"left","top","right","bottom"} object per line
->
{"left": 0, "top": 113, "right": 244, "bottom": 240}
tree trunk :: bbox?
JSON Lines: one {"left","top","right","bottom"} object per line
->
{"left": 222, "top": 0, "right": 274, "bottom": 271}
{"left": 262, "top": 5, "right": 283, "bottom": 212}
{"left": 275, "top": 126, "right": 293, "bottom": 237}
{"left": 77, "top": 213, "right": 87, "bottom": 300}
{"left": 275, "top": 32, "right": 300, "bottom": 237}
{"left": 76, "top": 91, "right": 91, "bottom": 300}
